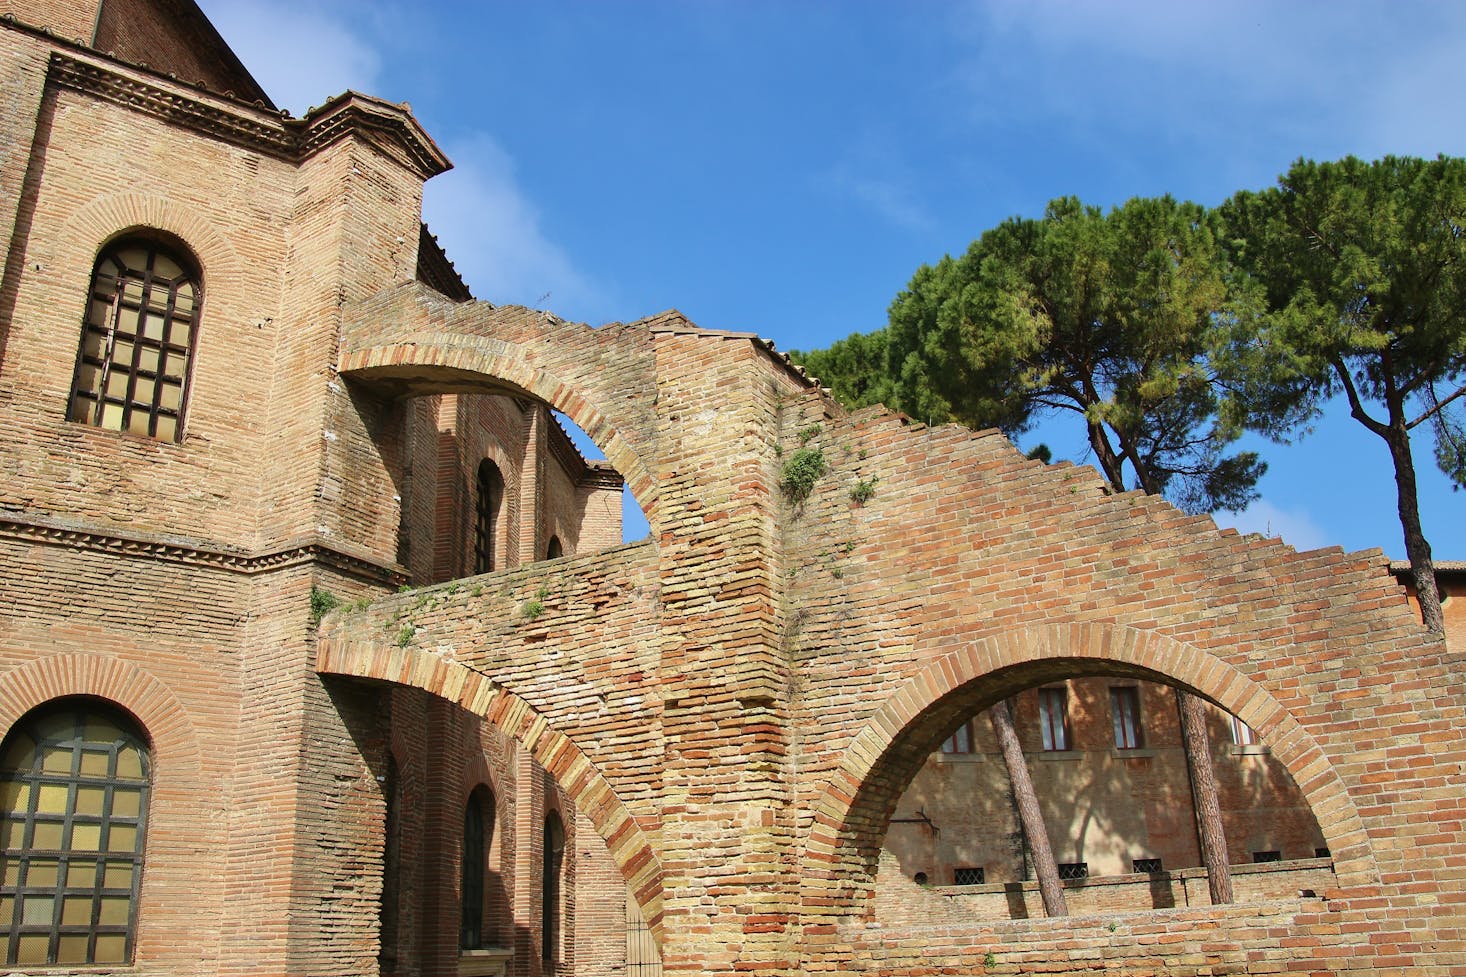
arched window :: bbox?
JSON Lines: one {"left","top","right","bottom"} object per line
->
{"left": 460, "top": 786, "right": 494, "bottom": 949}
{"left": 542, "top": 811, "right": 564, "bottom": 967}
{"left": 474, "top": 461, "right": 503, "bottom": 574}
{"left": 69, "top": 236, "right": 201, "bottom": 442}
{"left": 545, "top": 536, "right": 563, "bottom": 560}
{"left": 0, "top": 700, "right": 150, "bottom": 965}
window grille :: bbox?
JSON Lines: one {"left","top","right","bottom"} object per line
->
{"left": 1252, "top": 850, "right": 1282, "bottom": 863}
{"left": 1131, "top": 857, "right": 1163, "bottom": 874}
{"left": 953, "top": 866, "right": 985, "bottom": 885}
{"left": 0, "top": 701, "right": 150, "bottom": 965}
{"left": 69, "top": 238, "right": 200, "bottom": 442}
{"left": 1038, "top": 688, "right": 1068, "bottom": 751}
{"left": 542, "top": 812, "right": 564, "bottom": 967}
{"left": 1057, "top": 862, "right": 1088, "bottom": 880}
{"left": 940, "top": 719, "right": 974, "bottom": 754}
{"left": 1110, "top": 686, "right": 1143, "bottom": 749}
{"left": 460, "top": 787, "right": 493, "bottom": 949}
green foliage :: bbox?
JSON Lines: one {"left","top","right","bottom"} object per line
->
{"left": 803, "top": 193, "right": 1266, "bottom": 513}
{"left": 984, "top": 952, "right": 997, "bottom": 968}
{"left": 791, "top": 329, "right": 897, "bottom": 413}
{"left": 522, "top": 599, "right": 544, "bottom": 620}
{"left": 309, "top": 586, "right": 342, "bottom": 626}
{"left": 780, "top": 447, "right": 828, "bottom": 501}
{"left": 1025, "top": 443, "right": 1053, "bottom": 464}
{"left": 850, "top": 475, "right": 879, "bottom": 504}
{"left": 797, "top": 424, "right": 823, "bottom": 444}
{"left": 394, "top": 623, "right": 415, "bottom": 647}
{"left": 1219, "top": 155, "right": 1466, "bottom": 490}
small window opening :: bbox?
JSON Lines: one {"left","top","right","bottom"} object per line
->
{"left": 1131, "top": 857, "right": 1163, "bottom": 874}
{"left": 953, "top": 866, "right": 985, "bottom": 885}
{"left": 69, "top": 237, "right": 201, "bottom": 442}
{"left": 1057, "top": 862, "right": 1088, "bottom": 880}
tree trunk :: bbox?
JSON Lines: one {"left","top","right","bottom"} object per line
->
{"left": 989, "top": 700, "right": 1067, "bottom": 917}
{"left": 1175, "top": 688, "right": 1233, "bottom": 905}
{"left": 1384, "top": 416, "right": 1445, "bottom": 632}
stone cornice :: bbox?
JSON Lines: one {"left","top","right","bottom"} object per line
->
{"left": 46, "top": 52, "right": 450, "bottom": 179}
{"left": 0, "top": 510, "right": 407, "bottom": 586}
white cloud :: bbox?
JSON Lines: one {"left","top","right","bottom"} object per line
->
{"left": 1212, "top": 499, "right": 1332, "bottom": 554}
{"left": 948, "top": 0, "right": 1466, "bottom": 173}
{"left": 195, "top": 0, "right": 382, "bottom": 114}
{"left": 422, "top": 135, "right": 600, "bottom": 320}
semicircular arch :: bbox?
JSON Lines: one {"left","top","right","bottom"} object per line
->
{"left": 338, "top": 337, "right": 659, "bottom": 536}
{"left": 0, "top": 652, "right": 204, "bottom": 782}
{"left": 316, "top": 636, "right": 664, "bottom": 945}
{"left": 802, "top": 622, "right": 1377, "bottom": 925}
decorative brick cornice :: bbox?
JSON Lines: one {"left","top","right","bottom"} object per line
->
{"left": 46, "top": 53, "right": 450, "bottom": 179}
{"left": 0, "top": 510, "right": 407, "bottom": 585}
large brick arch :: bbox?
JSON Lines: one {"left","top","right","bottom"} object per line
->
{"left": 801, "top": 622, "right": 1378, "bottom": 923}
{"left": 315, "top": 636, "right": 665, "bottom": 944}
{"left": 338, "top": 335, "right": 660, "bottom": 534}
{"left": 0, "top": 652, "right": 204, "bottom": 781}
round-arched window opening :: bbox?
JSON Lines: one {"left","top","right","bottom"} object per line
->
{"left": 0, "top": 699, "right": 151, "bottom": 965}
{"left": 68, "top": 236, "right": 202, "bottom": 442}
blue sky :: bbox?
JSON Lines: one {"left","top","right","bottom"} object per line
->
{"left": 197, "top": 0, "right": 1465, "bottom": 559}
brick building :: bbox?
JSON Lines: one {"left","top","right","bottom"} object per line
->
{"left": 3, "top": 2, "right": 1466, "bottom": 976}
{"left": 885, "top": 679, "right": 1327, "bottom": 902}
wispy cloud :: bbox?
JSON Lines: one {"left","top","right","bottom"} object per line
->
{"left": 196, "top": 0, "right": 382, "bottom": 114}
{"left": 1213, "top": 499, "right": 1332, "bottom": 554}
{"left": 947, "top": 0, "right": 1466, "bottom": 188}
{"left": 422, "top": 135, "right": 600, "bottom": 320}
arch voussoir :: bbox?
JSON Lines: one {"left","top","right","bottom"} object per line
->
{"left": 802, "top": 621, "right": 1379, "bottom": 923}
{"left": 316, "top": 637, "right": 665, "bottom": 942}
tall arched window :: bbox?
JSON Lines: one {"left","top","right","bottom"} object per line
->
{"left": 68, "top": 236, "right": 201, "bottom": 442}
{"left": 460, "top": 786, "right": 494, "bottom": 949}
{"left": 542, "top": 811, "right": 564, "bottom": 968}
{"left": 0, "top": 700, "right": 150, "bottom": 965}
{"left": 474, "top": 461, "right": 503, "bottom": 573}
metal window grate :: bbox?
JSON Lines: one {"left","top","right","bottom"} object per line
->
{"left": 68, "top": 239, "right": 200, "bottom": 442}
{"left": 1131, "top": 857, "right": 1163, "bottom": 874}
{"left": 953, "top": 866, "right": 985, "bottom": 885}
{"left": 0, "top": 703, "right": 149, "bottom": 966}
{"left": 626, "top": 900, "right": 661, "bottom": 977}
{"left": 1252, "top": 850, "right": 1282, "bottom": 863}
{"left": 1057, "top": 862, "right": 1088, "bottom": 880}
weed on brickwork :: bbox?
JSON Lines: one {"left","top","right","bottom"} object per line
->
{"left": 780, "top": 447, "right": 827, "bottom": 501}
{"left": 309, "top": 586, "right": 342, "bottom": 626}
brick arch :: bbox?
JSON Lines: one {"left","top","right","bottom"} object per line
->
{"left": 801, "top": 622, "right": 1377, "bottom": 924}
{"left": 316, "top": 637, "right": 664, "bottom": 945}
{"left": 52, "top": 190, "right": 244, "bottom": 289}
{"left": 0, "top": 652, "right": 204, "bottom": 782}
{"left": 338, "top": 337, "right": 659, "bottom": 535}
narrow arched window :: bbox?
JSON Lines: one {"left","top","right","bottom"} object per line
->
{"left": 474, "top": 461, "right": 503, "bottom": 574}
{"left": 0, "top": 700, "right": 150, "bottom": 965}
{"left": 542, "top": 811, "right": 564, "bottom": 967}
{"left": 460, "top": 786, "right": 494, "bottom": 949}
{"left": 545, "top": 536, "right": 563, "bottom": 560}
{"left": 69, "top": 237, "right": 201, "bottom": 442}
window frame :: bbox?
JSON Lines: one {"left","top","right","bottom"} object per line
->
{"left": 0, "top": 699, "right": 150, "bottom": 966}
{"left": 68, "top": 236, "right": 203, "bottom": 443}
{"left": 1109, "top": 686, "right": 1143, "bottom": 750}
{"left": 1037, "top": 687, "right": 1069, "bottom": 752}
